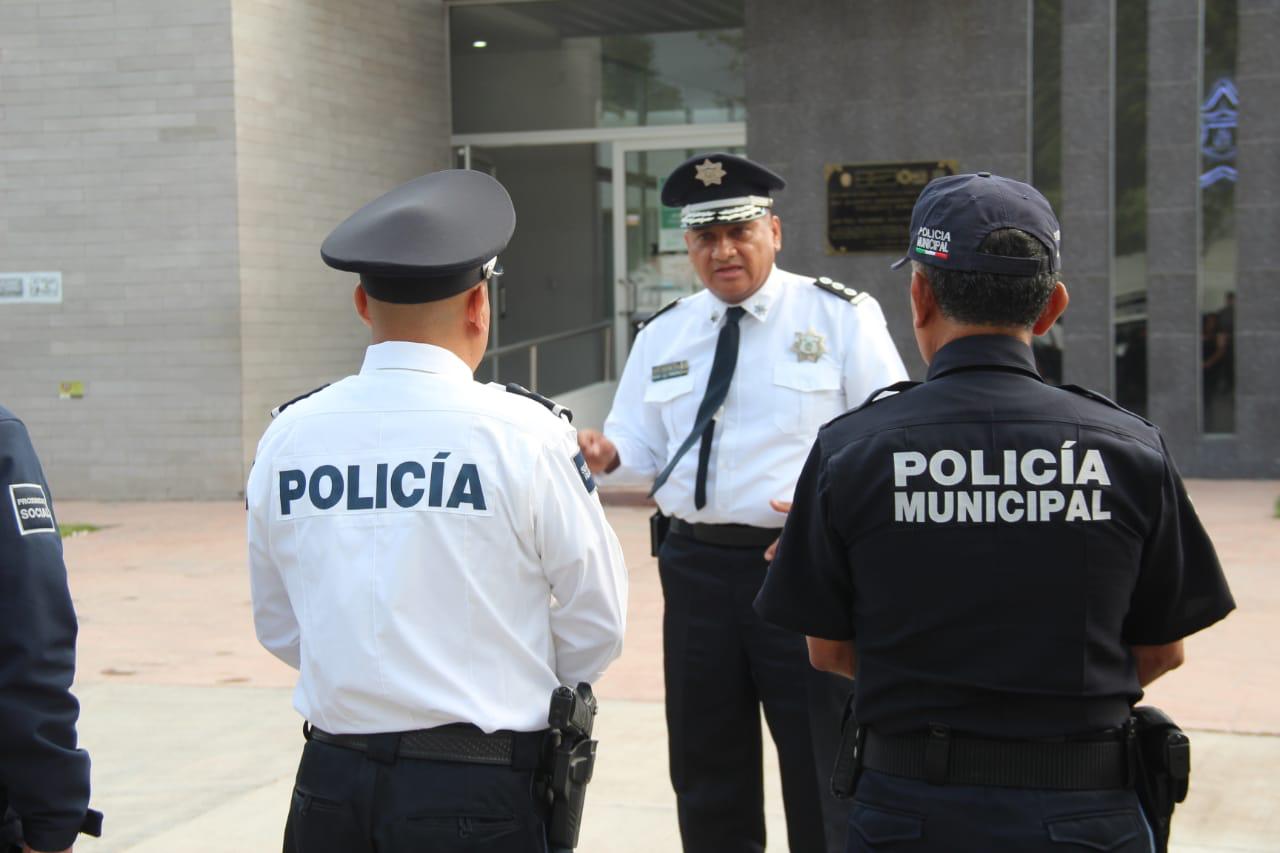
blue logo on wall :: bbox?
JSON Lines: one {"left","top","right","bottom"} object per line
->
{"left": 1199, "top": 78, "right": 1237, "bottom": 188}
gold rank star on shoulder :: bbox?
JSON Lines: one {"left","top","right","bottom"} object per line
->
{"left": 694, "top": 159, "right": 726, "bottom": 186}
{"left": 791, "top": 329, "right": 827, "bottom": 362}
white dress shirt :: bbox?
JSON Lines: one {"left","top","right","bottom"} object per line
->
{"left": 247, "top": 341, "right": 628, "bottom": 734}
{"left": 602, "top": 265, "right": 908, "bottom": 527}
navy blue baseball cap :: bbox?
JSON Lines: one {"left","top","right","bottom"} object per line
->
{"left": 890, "top": 172, "right": 1061, "bottom": 276}
{"left": 322, "top": 169, "right": 515, "bottom": 304}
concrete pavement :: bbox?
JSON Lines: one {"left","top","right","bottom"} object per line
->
{"left": 54, "top": 480, "right": 1280, "bottom": 851}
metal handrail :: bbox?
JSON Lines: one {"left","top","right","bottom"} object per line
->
{"left": 480, "top": 320, "right": 613, "bottom": 393}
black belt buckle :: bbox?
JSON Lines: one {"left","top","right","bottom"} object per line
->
{"left": 923, "top": 725, "right": 951, "bottom": 785}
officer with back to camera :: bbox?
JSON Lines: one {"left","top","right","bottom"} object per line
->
{"left": 577, "top": 153, "right": 907, "bottom": 853}
{"left": 246, "top": 169, "right": 629, "bottom": 853}
{"left": 755, "top": 172, "right": 1236, "bottom": 851}
{"left": 0, "top": 406, "right": 102, "bottom": 853}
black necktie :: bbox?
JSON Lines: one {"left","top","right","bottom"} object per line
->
{"left": 650, "top": 306, "right": 745, "bottom": 508}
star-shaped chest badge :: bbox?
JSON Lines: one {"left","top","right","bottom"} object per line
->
{"left": 791, "top": 328, "right": 827, "bottom": 362}
{"left": 694, "top": 159, "right": 726, "bottom": 186}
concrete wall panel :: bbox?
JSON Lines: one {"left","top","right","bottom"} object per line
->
{"left": 0, "top": 0, "right": 242, "bottom": 499}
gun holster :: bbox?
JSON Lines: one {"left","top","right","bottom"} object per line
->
{"left": 1130, "top": 706, "right": 1190, "bottom": 853}
{"left": 649, "top": 511, "right": 670, "bottom": 558}
{"left": 544, "top": 684, "right": 599, "bottom": 851}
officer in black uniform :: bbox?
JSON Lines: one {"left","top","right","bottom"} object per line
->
{"left": 754, "top": 173, "right": 1236, "bottom": 851}
{"left": 0, "top": 406, "right": 101, "bottom": 853}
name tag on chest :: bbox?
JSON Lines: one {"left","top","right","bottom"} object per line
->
{"left": 652, "top": 360, "right": 689, "bottom": 382}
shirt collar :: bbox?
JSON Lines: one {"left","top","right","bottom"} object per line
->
{"left": 359, "top": 341, "right": 474, "bottom": 381}
{"left": 926, "top": 334, "right": 1043, "bottom": 381}
{"left": 707, "top": 264, "right": 781, "bottom": 325}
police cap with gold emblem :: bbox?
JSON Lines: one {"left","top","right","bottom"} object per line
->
{"left": 321, "top": 169, "right": 516, "bottom": 304}
{"left": 661, "top": 152, "right": 786, "bottom": 229}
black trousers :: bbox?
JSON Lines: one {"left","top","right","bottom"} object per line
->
{"left": 659, "top": 531, "right": 852, "bottom": 853}
{"left": 847, "top": 770, "right": 1155, "bottom": 852}
{"left": 284, "top": 739, "right": 549, "bottom": 853}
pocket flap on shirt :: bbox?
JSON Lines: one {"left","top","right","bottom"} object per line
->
{"left": 774, "top": 361, "right": 841, "bottom": 392}
{"left": 643, "top": 373, "right": 695, "bottom": 403}
{"left": 1046, "top": 810, "right": 1143, "bottom": 850}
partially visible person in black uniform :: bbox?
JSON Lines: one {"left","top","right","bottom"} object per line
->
{"left": 0, "top": 406, "right": 102, "bottom": 853}
{"left": 755, "top": 172, "right": 1236, "bottom": 852}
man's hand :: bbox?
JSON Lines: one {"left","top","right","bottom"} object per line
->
{"left": 764, "top": 499, "right": 792, "bottom": 561}
{"left": 807, "top": 636, "right": 856, "bottom": 679}
{"left": 577, "top": 429, "right": 620, "bottom": 474}
{"left": 1132, "top": 641, "right": 1185, "bottom": 686}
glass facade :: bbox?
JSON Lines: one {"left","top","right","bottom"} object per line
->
{"left": 450, "top": 1, "right": 745, "bottom": 134}
{"left": 1113, "top": 0, "right": 1148, "bottom": 417}
{"left": 1031, "top": 0, "right": 1064, "bottom": 383}
{"left": 1199, "top": 0, "right": 1238, "bottom": 434}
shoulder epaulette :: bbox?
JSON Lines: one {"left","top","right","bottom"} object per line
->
{"left": 813, "top": 276, "right": 869, "bottom": 305}
{"left": 506, "top": 383, "right": 573, "bottom": 423}
{"left": 637, "top": 297, "right": 683, "bottom": 330}
{"left": 851, "top": 380, "right": 922, "bottom": 413}
{"left": 1058, "top": 384, "right": 1156, "bottom": 427}
{"left": 271, "top": 384, "right": 329, "bottom": 419}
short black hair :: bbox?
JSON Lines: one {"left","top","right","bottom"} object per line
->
{"left": 913, "top": 228, "right": 1058, "bottom": 328}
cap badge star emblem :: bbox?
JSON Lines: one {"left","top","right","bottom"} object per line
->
{"left": 694, "top": 159, "right": 726, "bottom": 186}
{"left": 791, "top": 329, "right": 827, "bottom": 363}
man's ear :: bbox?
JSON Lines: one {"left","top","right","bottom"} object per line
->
{"left": 770, "top": 214, "right": 782, "bottom": 251}
{"left": 909, "top": 269, "right": 935, "bottom": 329}
{"left": 353, "top": 284, "right": 372, "bottom": 328}
{"left": 1032, "top": 281, "right": 1069, "bottom": 336}
{"left": 466, "top": 281, "right": 489, "bottom": 332}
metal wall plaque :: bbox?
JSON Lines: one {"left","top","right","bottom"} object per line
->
{"left": 0, "top": 271, "right": 63, "bottom": 304}
{"left": 826, "top": 161, "right": 957, "bottom": 254}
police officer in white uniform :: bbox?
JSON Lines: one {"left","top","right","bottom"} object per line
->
{"left": 247, "top": 169, "right": 629, "bottom": 853}
{"left": 577, "top": 153, "right": 907, "bottom": 853}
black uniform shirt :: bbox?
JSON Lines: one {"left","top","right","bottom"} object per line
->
{"left": 0, "top": 405, "right": 94, "bottom": 852}
{"left": 755, "top": 335, "right": 1236, "bottom": 738}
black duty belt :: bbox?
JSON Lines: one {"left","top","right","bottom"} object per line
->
{"left": 306, "top": 723, "right": 544, "bottom": 769}
{"left": 862, "top": 726, "right": 1132, "bottom": 790}
{"left": 668, "top": 517, "right": 781, "bottom": 548}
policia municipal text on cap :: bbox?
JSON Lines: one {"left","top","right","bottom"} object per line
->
{"left": 246, "top": 170, "right": 628, "bottom": 853}
{"left": 578, "top": 153, "right": 907, "bottom": 853}
{"left": 755, "top": 172, "right": 1236, "bottom": 852}
{"left": 0, "top": 406, "right": 103, "bottom": 853}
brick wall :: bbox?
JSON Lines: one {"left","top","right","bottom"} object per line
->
{"left": 0, "top": 0, "right": 242, "bottom": 499}
{"left": 232, "top": 0, "right": 451, "bottom": 480}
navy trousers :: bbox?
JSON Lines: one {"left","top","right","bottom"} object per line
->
{"left": 847, "top": 769, "right": 1155, "bottom": 852}
{"left": 659, "top": 530, "right": 852, "bottom": 853}
{"left": 284, "top": 739, "right": 549, "bottom": 853}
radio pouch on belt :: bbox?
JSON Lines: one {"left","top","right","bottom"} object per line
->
{"left": 649, "top": 511, "right": 670, "bottom": 557}
{"left": 830, "top": 693, "right": 862, "bottom": 799}
{"left": 1130, "top": 705, "right": 1190, "bottom": 853}
{"left": 1, "top": 806, "right": 20, "bottom": 853}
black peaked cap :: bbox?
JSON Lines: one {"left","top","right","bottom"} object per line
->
{"left": 322, "top": 169, "right": 516, "bottom": 304}
{"left": 660, "top": 152, "right": 786, "bottom": 208}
